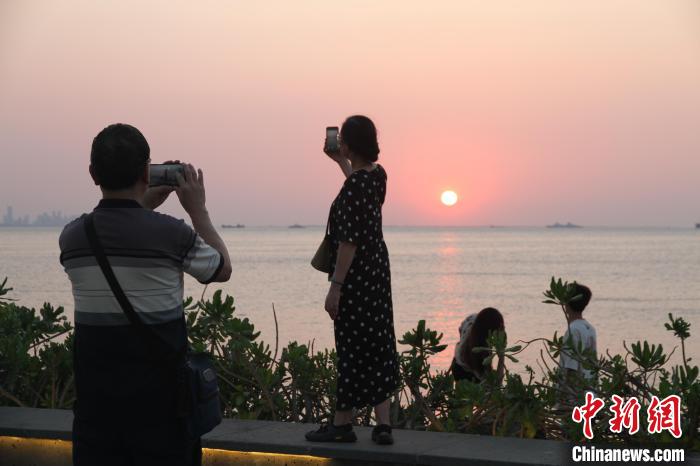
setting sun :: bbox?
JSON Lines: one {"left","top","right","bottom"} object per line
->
{"left": 441, "top": 190, "right": 458, "bottom": 206}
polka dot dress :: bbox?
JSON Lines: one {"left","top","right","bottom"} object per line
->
{"left": 328, "top": 164, "right": 399, "bottom": 411}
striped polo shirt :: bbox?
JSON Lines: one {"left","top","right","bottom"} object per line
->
{"left": 59, "top": 198, "right": 223, "bottom": 420}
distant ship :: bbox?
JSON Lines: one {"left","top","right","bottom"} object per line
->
{"left": 221, "top": 224, "right": 245, "bottom": 229}
{"left": 547, "top": 222, "right": 582, "bottom": 229}
{"left": 288, "top": 224, "right": 305, "bottom": 229}
{"left": 696, "top": 223, "right": 700, "bottom": 229}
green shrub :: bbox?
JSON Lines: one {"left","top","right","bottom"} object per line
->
{"left": 0, "top": 277, "right": 697, "bottom": 450}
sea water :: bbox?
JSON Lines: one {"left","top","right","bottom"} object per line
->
{"left": 1, "top": 226, "right": 698, "bottom": 372}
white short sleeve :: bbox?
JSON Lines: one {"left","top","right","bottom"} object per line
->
{"left": 183, "top": 235, "right": 224, "bottom": 284}
{"left": 453, "top": 313, "right": 478, "bottom": 368}
{"left": 559, "top": 319, "right": 597, "bottom": 379}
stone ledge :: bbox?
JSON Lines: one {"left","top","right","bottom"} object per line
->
{"left": 0, "top": 407, "right": 697, "bottom": 466}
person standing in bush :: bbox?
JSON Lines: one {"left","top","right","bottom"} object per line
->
{"left": 306, "top": 116, "right": 399, "bottom": 445}
{"left": 558, "top": 283, "right": 597, "bottom": 395}
{"left": 59, "top": 124, "right": 232, "bottom": 466}
{"left": 450, "top": 307, "right": 505, "bottom": 382}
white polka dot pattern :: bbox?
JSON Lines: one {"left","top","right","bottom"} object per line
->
{"left": 327, "top": 165, "right": 399, "bottom": 410}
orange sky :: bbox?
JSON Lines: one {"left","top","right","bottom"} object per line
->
{"left": 1, "top": 1, "right": 699, "bottom": 226}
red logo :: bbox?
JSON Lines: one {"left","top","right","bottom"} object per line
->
{"left": 608, "top": 395, "right": 641, "bottom": 435}
{"left": 573, "top": 393, "right": 683, "bottom": 439}
{"left": 572, "top": 392, "right": 605, "bottom": 439}
{"left": 647, "top": 395, "right": 682, "bottom": 438}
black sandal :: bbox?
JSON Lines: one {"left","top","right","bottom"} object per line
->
{"left": 371, "top": 424, "right": 394, "bottom": 445}
{"left": 305, "top": 423, "right": 357, "bottom": 443}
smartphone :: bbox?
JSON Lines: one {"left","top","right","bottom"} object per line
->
{"left": 149, "top": 163, "right": 185, "bottom": 187}
{"left": 324, "top": 126, "right": 339, "bottom": 153}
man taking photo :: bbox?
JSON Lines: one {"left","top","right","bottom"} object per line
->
{"left": 59, "top": 123, "right": 232, "bottom": 465}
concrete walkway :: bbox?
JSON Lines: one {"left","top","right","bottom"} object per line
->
{"left": 0, "top": 407, "right": 696, "bottom": 466}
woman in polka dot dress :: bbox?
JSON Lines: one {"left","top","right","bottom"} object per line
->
{"left": 306, "top": 115, "right": 399, "bottom": 445}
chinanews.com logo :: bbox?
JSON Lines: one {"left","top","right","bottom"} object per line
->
{"left": 569, "top": 393, "right": 687, "bottom": 464}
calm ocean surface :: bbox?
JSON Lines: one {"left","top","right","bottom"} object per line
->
{"left": 1, "top": 226, "right": 698, "bottom": 371}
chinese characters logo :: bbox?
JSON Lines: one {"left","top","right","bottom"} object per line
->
{"left": 572, "top": 393, "right": 682, "bottom": 440}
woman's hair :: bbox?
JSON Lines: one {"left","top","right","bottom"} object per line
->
{"left": 340, "top": 115, "right": 380, "bottom": 162}
{"left": 462, "top": 307, "right": 505, "bottom": 375}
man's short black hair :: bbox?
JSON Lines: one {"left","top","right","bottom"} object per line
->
{"left": 569, "top": 283, "right": 592, "bottom": 314}
{"left": 90, "top": 123, "right": 150, "bottom": 190}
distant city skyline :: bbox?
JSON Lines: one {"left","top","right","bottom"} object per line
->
{"left": 1, "top": 1, "right": 699, "bottom": 227}
{"left": 1, "top": 205, "right": 75, "bottom": 227}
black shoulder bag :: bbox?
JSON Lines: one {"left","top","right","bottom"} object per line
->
{"left": 83, "top": 213, "right": 222, "bottom": 437}
{"left": 311, "top": 206, "right": 333, "bottom": 273}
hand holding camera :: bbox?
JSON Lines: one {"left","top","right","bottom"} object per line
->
{"left": 142, "top": 160, "right": 181, "bottom": 210}
{"left": 175, "top": 163, "right": 207, "bottom": 216}
{"left": 142, "top": 161, "right": 208, "bottom": 217}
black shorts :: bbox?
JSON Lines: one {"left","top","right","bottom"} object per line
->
{"left": 73, "top": 416, "right": 201, "bottom": 466}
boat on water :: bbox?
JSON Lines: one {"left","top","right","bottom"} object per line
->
{"left": 696, "top": 223, "right": 700, "bottom": 229}
{"left": 288, "top": 224, "right": 305, "bottom": 229}
{"left": 546, "top": 222, "right": 582, "bottom": 229}
{"left": 221, "top": 224, "right": 245, "bottom": 229}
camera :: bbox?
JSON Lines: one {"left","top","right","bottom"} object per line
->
{"left": 149, "top": 163, "right": 184, "bottom": 187}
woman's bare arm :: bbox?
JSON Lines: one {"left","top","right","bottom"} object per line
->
{"left": 335, "top": 159, "right": 353, "bottom": 178}
{"left": 332, "top": 241, "right": 357, "bottom": 283}
{"left": 324, "top": 241, "right": 357, "bottom": 320}
{"left": 324, "top": 142, "right": 353, "bottom": 178}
